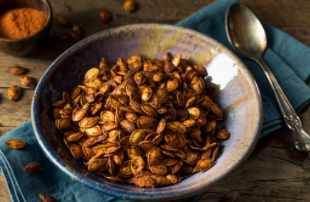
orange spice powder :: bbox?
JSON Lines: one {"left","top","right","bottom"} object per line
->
{"left": 0, "top": 8, "right": 47, "bottom": 40}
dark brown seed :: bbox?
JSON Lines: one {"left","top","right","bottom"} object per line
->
{"left": 177, "top": 109, "right": 189, "bottom": 122}
{"left": 141, "top": 87, "right": 153, "bottom": 102}
{"left": 124, "top": 0, "right": 138, "bottom": 12}
{"left": 39, "top": 194, "right": 58, "bottom": 202}
{"left": 193, "top": 65, "right": 208, "bottom": 77}
{"left": 99, "top": 9, "right": 111, "bottom": 23}
{"left": 19, "top": 75, "right": 37, "bottom": 87}
{"left": 153, "top": 72, "right": 164, "bottom": 82}
{"left": 211, "top": 146, "right": 220, "bottom": 162}
{"left": 216, "top": 129, "right": 230, "bottom": 140}
{"left": 8, "top": 86, "right": 21, "bottom": 101}
{"left": 70, "top": 144, "right": 83, "bottom": 159}
{"left": 71, "top": 87, "right": 81, "bottom": 100}
{"left": 164, "top": 61, "right": 175, "bottom": 72}
{"left": 56, "top": 16, "right": 72, "bottom": 27}
{"left": 72, "top": 24, "right": 84, "bottom": 36}
{"left": 70, "top": 32, "right": 82, "bottom": 43}
{"left": 8, "top": 66, "right": 27, "bottom": 75}
{"left": 220, "top": 191, "right": 240, "bottom": 202}
{"left": 23, "top": 162, "right": 42, "bottom": 175}
{"left": 5, "top": 139, "right": 25, "bottom": 149}
{"left": 156, "top": 119, "right": 166, "bottom": 134}
{"left": 58, "top": 33, "right": 70, "bottom": 41}
{"left": 185, "top": 97, "right": 195, "bottom": 108}
{"left": 102, "top": 122, "right": 119, "bottom": 131}
{"left": 163, "top": 52, "right": 172, "bottom": 61}
{"left": 157, "top": 107, "right": 167, "bottom": 114}
{"left": 120, "top": 120, "right": 136, "bottom": 133}
{"left": 125, "top": 112, "right": 139, "bottom": 122}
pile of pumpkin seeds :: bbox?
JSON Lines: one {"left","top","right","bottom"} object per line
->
{"left": 52, "top": 53, "right": 230, "bottom": 188}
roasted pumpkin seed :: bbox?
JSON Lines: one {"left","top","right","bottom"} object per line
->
{"left": 8, "top": 86, "right": 21, "bottom": 101}
{"left": 52, "top": 53, "right": 229, "bottom": 187}
{"left": 5, "top": 139, "right": 26, "bottom": 150}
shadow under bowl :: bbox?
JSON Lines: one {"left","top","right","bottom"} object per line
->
{"left": 0, "top": 0, "right": 52, "bottom": 56}
{"left": 32, "top": 24, "right": 262, "bottom": 201}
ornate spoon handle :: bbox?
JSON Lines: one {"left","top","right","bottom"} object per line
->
{"left": 256, "top": 58, "right": 310, "bottom": 152}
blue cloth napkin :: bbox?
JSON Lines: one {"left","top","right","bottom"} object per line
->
{"left": 1, "top": 0, "right": 310, "bottom": 201}
{"left": 177, "top": 0, "right": 310, "bottom": 137}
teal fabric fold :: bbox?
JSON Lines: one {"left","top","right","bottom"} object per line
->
{"left": 1, "top": 0, "right": 310, "bottom": 201}
{"left": 176, "top": 0, "right": 310, "bottom": 137}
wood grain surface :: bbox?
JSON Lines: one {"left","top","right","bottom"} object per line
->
{"left": 1, "top": 0, "right": 310, "bottom": 201}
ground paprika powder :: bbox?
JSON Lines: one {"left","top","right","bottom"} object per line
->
{"left": 0, "top": 8, "right": 46, "bottom": 40}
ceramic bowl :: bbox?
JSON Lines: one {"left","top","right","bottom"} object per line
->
{"left": 0, "top": 0, "right": 52, "bottom": 56}
{"left": 32, "top": 24, "right": 262, "bottom": 201}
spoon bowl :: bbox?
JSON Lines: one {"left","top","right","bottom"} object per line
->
{"left": 226, "top": 3, "right": 310, "bottom": 152}
{"left": 226, "top": 4, "right": 267, "bottom": 59}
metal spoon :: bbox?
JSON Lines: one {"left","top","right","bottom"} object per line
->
{"left": 225, "top": 4, "right": 310, "bottom": 152}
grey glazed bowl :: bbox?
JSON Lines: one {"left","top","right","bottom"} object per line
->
{"left": 32, "top": 24, "right": 262, "bottom": 201}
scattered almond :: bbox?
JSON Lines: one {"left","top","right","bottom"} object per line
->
{"left": 23, "top": 162, "right": 42, "bottom": 175}
{"left": 99, "top": 9, "right": 111, "bottom": 23}
{"left": 7, "top": 66, "right": 27, "bottom": 75}
{"left": 56, "top": 16, "right": 72, "bottom": 27}
{"left": 8, "top": 86, "right": 21, "bottom": 101}
{"left": 72, "top": 24, "right": 84, "bottom": 36}
{"left": 124, "top": 0, "right": 138, "bottom": 12}
{"left": 70, "top": 32, "right": 82, "bottom": 42}
{"left": 4, "top": 139, "right": 25, "bottom": 149}
{"left": 19, "top": 75, "right": 37, "bottom": 87}
{"left": 39, "top": 194, "right": 58, "bottom": 202}
{"left": 220, "top": 191, "right": 240, "bottom": 202}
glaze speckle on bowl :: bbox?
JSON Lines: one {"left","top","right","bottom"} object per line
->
{"left": 32, "top": 24, "right": 262, "bottom": 201}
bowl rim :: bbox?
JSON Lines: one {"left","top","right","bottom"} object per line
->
{"left": 0, "top": 0, "right": 53, "bottom": 42}
{"left": 31, "top": 23, "right": 263, "bottom": 201}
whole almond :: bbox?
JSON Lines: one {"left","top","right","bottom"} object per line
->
{"left": 23, "top": 162, "right": 42, "bottom": 175}
{"left": 99, "top": 9, "right": 111, "bottom": 23}
{"left": 56, "top": 16, "right": 72, "bottom": 27}
{"left": 124, "top": 0, "right": 138, "bottom": 12}
{"left": 39, "top": 194, "right": 58, "bottom": 202}
{"left": 8, "top": 66, "right": 27, "bottom": 75}
{"left": 72, "top": 24, "right": 84, "bottom": 36}
{"left": 19, "top": 75, "right": 37, "bottom": 87}
{"left": 4, "top": 139, "right": 25, "bottom": 149}
{"left": 220, "top": 191, "right": 240, "bottom": 202}
{"left": 8, "top": 86, "right": 21, "bottom": 101}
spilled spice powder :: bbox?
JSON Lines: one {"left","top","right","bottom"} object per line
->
{"left": 0, "top": 8, "right": 47, "bottom": 40}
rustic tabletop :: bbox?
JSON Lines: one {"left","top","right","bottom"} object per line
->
{"left": 1, "top": 0, "right": 310, "bottom": 201}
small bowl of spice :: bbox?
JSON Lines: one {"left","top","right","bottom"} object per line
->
{"left": 0, "top": 0, "right": 52, "bottom": 56}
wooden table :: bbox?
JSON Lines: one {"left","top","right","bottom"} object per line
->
{"left": 1, "top": 0, "right": 310, "bottom": 201}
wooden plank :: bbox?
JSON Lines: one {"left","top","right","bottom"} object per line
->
{"left": 0, "top": 127, "right": 15, "bottom": 137}
{"left": 199, "top": 147, "right": 310, "bottom": 202}
{"left": 0, "top": 88, "right": 33, "bottom": 127}
{"left": 280, "top": 26, "right": 310, "bottom": 47}
{"left": 0, "top": 176, "right": 11, "bottom": 202}
{"left": 0, "top": 53, "right": 52, "bottom": 88}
